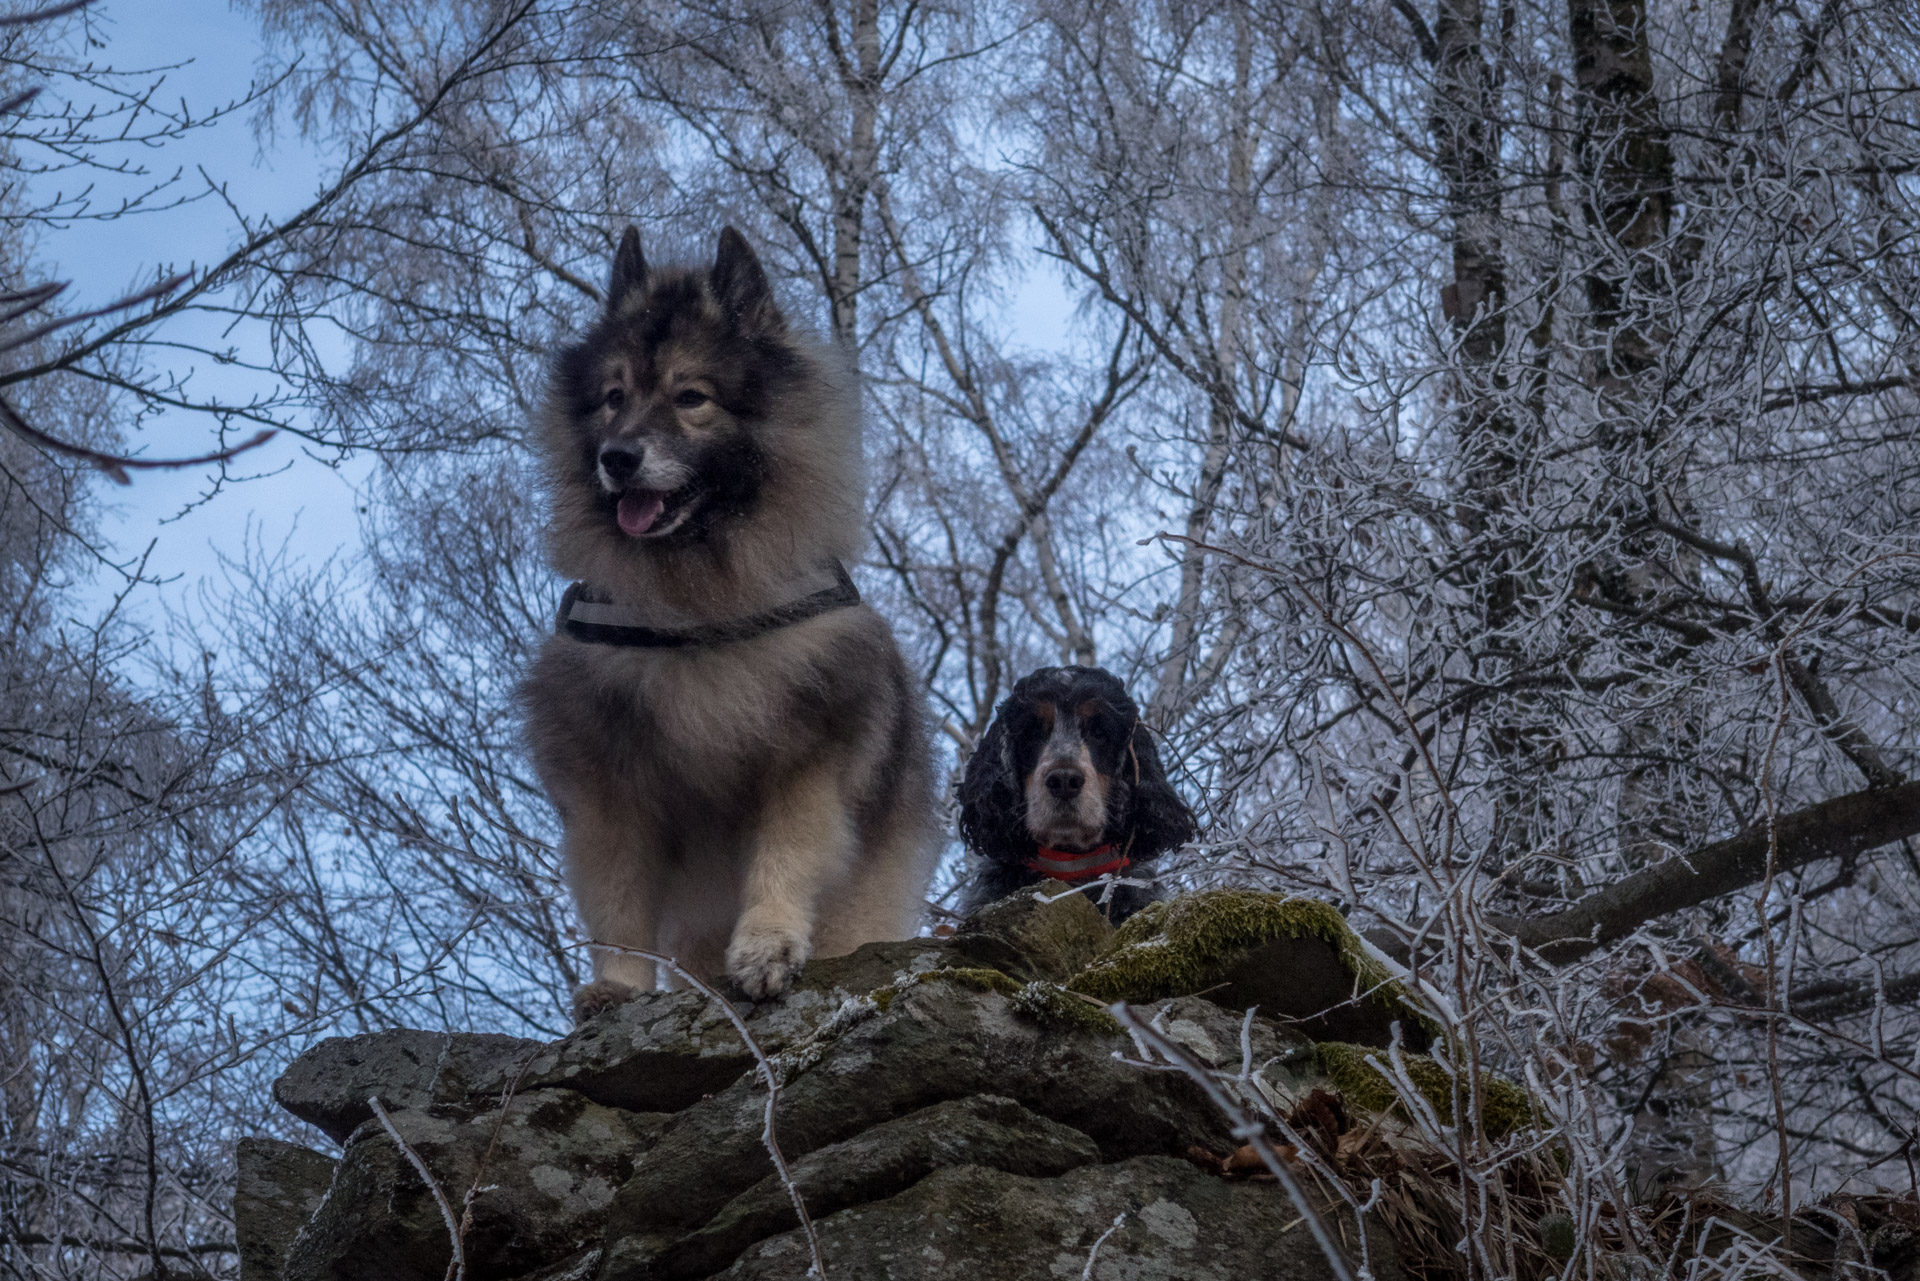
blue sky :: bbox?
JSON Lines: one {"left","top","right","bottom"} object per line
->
{"left": 49, "top": 1, "right": 1081, "bottom": 637}
{"left": 47, "top": 0, "right": 366, "bottom": 628}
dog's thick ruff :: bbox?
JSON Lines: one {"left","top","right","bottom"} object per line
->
{"left": 957, "top": 665, "right": 1196, "bottom": 923}
{"left": 518, "top": 226, "right": 936, "bottom": 1017}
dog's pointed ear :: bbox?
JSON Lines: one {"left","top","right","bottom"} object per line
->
{"left": 711, "top": 226, "right": 783, "bottom": 334}
{"left": 608, "top": 225, "right": 648, "bottom": 310}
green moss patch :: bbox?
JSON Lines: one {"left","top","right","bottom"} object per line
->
{"left": 1065, "top": 890, "right": 1435, "bottom": 1037}
{"left": 1008, "top": 982, "right": 1126, "bottom": 1036}
{"left": 1316, "top": 1041, "right": 1537, "bottom": 1139}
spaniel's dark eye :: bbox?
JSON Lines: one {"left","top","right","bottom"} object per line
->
{"left": 604, "top": 387, "right": 626, "bottom": 411}
{"left": 673, "top": 388, "right": 710, "bottom": 409}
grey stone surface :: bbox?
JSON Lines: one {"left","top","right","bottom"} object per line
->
{"left": 280, "top": 1088, "right": 667, "bottom": 1281}
{"left": 620, "top": 1094, "right": 1101, "bottom": 1280}
{"left": 234, "top": 1137, "right": 337, "bottom": 1281}
{"left": 477, "top": 940, "right": 954, "bottom": 1116}
{"left": 1136, "top": 995, "right": 1317, "bottom": 1080}
{"left": 497, "top": 990, "right": 761, "bottom": 1115}
{"left": 787, "top": 938, "right": 950, "bottom": 998}
{"left": 273, "top": 1028, "right": 547, "bottom": 1144}
{"left": 508, "top": 1248, "right": 603, "bottom": 1281}
{"left": 716, "top": 1155, "right": 1402, "bottom": 1280}
{"left": 603, "top": 976, "right": 1225, "bottom": 1251}
{"left": 251, "top": 899, "right": 1420, "bottom": 1281}
{"left": 949, "top": 884, "right": 1113, "bottom": 983}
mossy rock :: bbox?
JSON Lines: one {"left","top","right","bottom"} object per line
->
{"left": 949, "top": 880, "right": 1114, "bottom": 983}
{"left": 1316, "top": 1042, "right": 1538, "bottom": 1139}
{"left": 1065, "top": 890, "right": 1437, "bottom": 1049}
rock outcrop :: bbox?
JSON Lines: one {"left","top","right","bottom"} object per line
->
{"left": 234, "top": 1138, "right": 337, "bottom": 1281}
{"left": 241, "top": 886, "right": 1474, "bottom": 1281}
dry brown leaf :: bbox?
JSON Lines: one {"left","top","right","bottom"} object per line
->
{"left": 1287, "top": 1087, "right": 1349, "bottom": 1155}
{"left": 1336, "top": 1128, "right": 1373, "bottom": 1163}
{"left": 1184, "top": 1144, "right": 1225, "bottom": 1175}
{"left": 1222, "top": 1141, "right": 1297, "bottom": 1179}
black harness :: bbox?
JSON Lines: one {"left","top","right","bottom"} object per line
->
{"left": 557, "top": 561, "right": 862, "bottom": 649}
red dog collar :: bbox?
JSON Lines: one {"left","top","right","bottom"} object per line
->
{"left": 1026, "top": 844, "right": 1131, "bottom": 883}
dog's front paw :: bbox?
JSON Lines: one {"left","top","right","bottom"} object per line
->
{"left": 726, "top": 923, "right": 812, "bottom": 1000}
{"left": 572, "top": 978, "right": 640, "bottom": 1023}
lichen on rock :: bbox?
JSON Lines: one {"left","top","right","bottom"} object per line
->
{"left": 1315, "top": 1041, "right": 1537, "bottom": 1139}
{"left": 870, "top": 967, "right": 1122, "bottom": 1036}
{"left": 870, "top": 965, "right": 1021, "bottom": 1012}
{"left": 766, "top": 992, "right": 881, "bottom": 1084}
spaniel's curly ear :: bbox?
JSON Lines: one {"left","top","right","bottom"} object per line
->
{"left": 1124, "top": 723, "right": 1197, "bottom": 860}
{"left": 958, "top": 714, "right": 1031, "bottom": 867}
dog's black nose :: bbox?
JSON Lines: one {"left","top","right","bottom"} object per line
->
{"left": 1044, "top": 766, "right": 1084, "bottom": 798}
{"left": 599, "top": 445, "right": 641, "bottom": 484}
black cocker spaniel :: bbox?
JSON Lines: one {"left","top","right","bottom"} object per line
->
{"left": 957, "top": 665, "right": 1196, "bottom": 921}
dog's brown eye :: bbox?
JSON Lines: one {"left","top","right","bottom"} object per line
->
{"left": 604, "top": 387, "right": 626, "bottom": 410}
{"left": 673, "top": 389, "right": 709, "bottom": 409}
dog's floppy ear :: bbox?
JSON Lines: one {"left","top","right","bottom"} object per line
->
{"left": 608, "top": 225, "right": 648, "bottom": 310}
{"left": 711, "top": 226, "right": 784, "bottom": 335}
{"left": 1123, "top": 722, "right": 1197, "bottom": 860}
{"left": 958, "top": 712, "right": 1031, "bottom": 867}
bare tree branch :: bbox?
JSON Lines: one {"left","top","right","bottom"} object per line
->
{"left": 1489, "top": 781, "right": 1920, "bottom": 957}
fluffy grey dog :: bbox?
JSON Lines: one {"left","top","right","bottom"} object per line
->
{"left": 518, "top": 225, "right": 935, "bottom": 1020}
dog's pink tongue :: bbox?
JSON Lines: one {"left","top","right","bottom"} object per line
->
{"left": 617, "top": 490, "right": 665, "bottom": 537}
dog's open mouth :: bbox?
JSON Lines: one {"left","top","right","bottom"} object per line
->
{"left": 615, "top": 487, "right": 698, "bottom": 538}
{"left": 616, "top": 488, "right": 667, "bottom": 537}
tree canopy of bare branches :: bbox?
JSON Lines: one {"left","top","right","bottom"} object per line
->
{"left": 12, "top": 0, "right": 1920, "bottom": 1274}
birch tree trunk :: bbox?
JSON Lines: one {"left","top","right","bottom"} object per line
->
{"left": 1149, "top": 0, "right": 1255, "bottom": 725}
{"left": 1565, "top": 0, "right": 1717, "bottom": 1189}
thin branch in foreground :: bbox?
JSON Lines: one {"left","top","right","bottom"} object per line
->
{"left": 0, "top": 268, "right": 276, "bottom": 481}
{"left": 0, "top": 272, "right": 192, "bottom": 356}
{"left": 368, "top": 1095, "right": 466, "bottom": 1281}
{"left": 1106, "top": 1002, "right": 1359, "bottom": 1281}
{"left": 0, "top": 280, "right": 65, "bottom": 327}
{"left": 0, "top": 0, "right": 91, "bottom": 27}
{"left": 0, "top": 394, "right": 274, "bottom": 484}
{"left": 455, "top": 1050, "right": 540, "bottom": 1263}
{"left": 0, "top": 1232, "right": 235, "bottom": 1258}
{"left": 583, "top": 941, "right": 827, "bottom": 1278}
{"left": 1080, "top": 1212, "right": 1126, "bottom": 1279}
